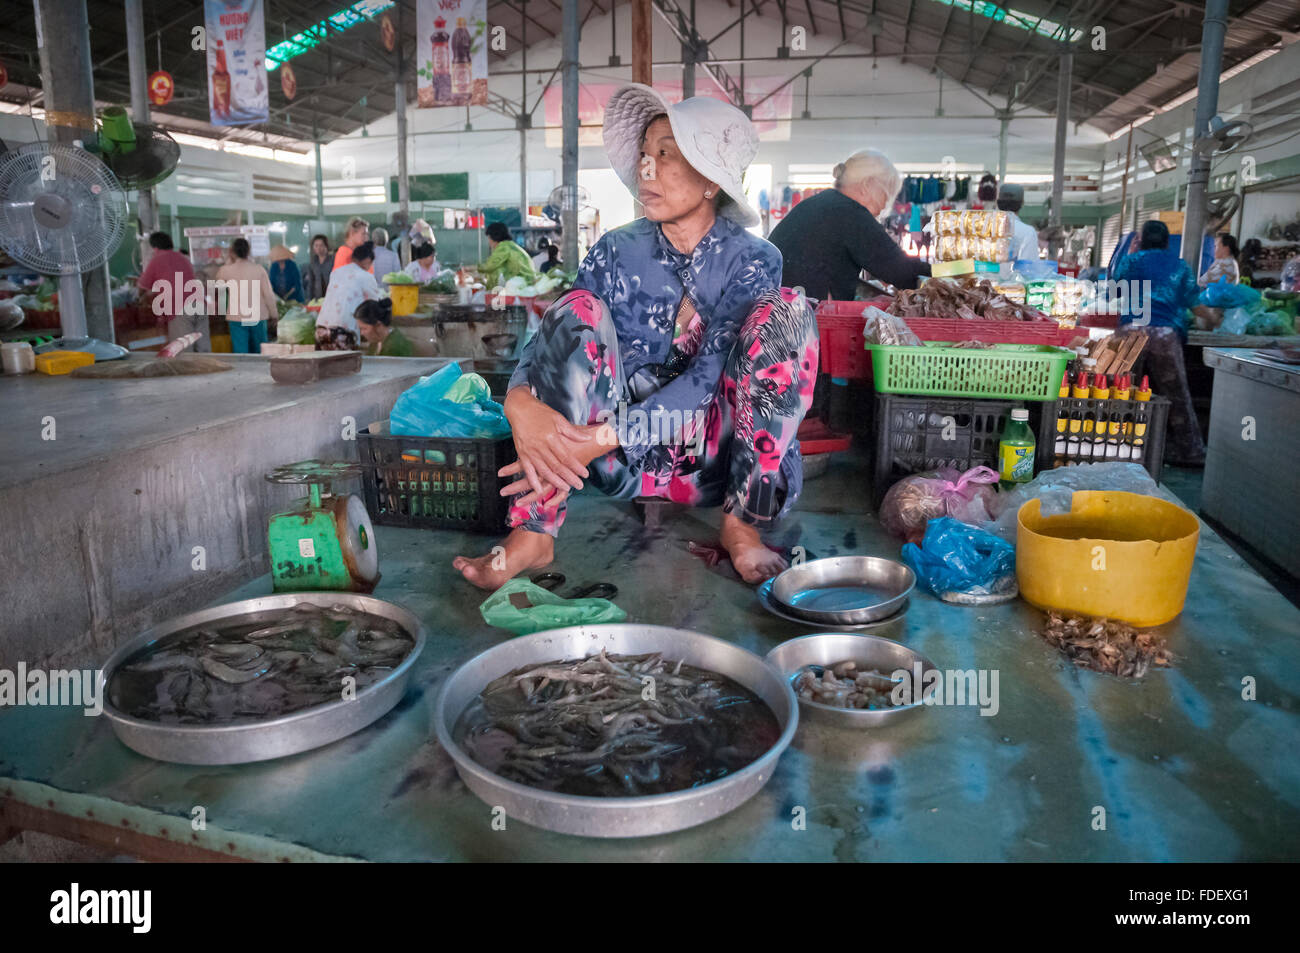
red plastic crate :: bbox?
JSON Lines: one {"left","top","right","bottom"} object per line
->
{"left": 815, "top": 298, "right": 1077, "bottom": 381}
{"left": 902, "top": 316, "right": 1080, "bottom": 346}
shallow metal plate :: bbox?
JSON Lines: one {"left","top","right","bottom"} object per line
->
{"left": 100, "top": 592, "right": 426, "bottom": 765}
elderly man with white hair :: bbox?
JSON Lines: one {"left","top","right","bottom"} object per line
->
{"left": 770, "top": 149, "right": 929, "bottom": 300}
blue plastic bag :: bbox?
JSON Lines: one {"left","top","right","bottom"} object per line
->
{"left": 1199, "top": 281, "right": 1260, "bottom": 310}
{"left": 902, "top": 517, "right": 1016, "bottom": 596}
{"left": 389, "top": 362, "right": 512, "bottom": 439}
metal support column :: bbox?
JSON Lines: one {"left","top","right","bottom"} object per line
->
{"left": 34, "top": 0, "right": 114, "bottom": 343}
{"left": 1182, "top": 0, "right": 1229, "bottom": 276}
{"left": 997, "top": 113, "right": 1009, "bottom": 187}
{"left": 520, "top": 6, "right": 529, "bottom": 227}
{"left": 561, "top": 0, "right": 580, "bottom": 267}
{"left": 312, "top": 111, "right": 325, "bottom": 220}
{"left": 394, "top": 21, "right": 411, "bottom": 264}
{"left": 632, "top": 0, "right": 652, "bottom": 86}
{"left": 682, "top": 0, "right": 696, "bottom": 98}
{"left": 124, "top": 0, "right": 156, "bottom": 237}
{"left": 1049, "top": 46, "right": 1073, "bottom": 259}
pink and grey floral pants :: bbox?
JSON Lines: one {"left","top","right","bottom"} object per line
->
{"left": 510, "top": 287, "right": 819, "bottom": 536}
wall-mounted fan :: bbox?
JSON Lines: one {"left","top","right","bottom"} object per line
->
{"left": 544, "top": 184, "right": 592, "bottom": 223}
{"left": 0, "top": 141, "right": 131, "bottom": 359}
{"left": 1193, "top": 116, "right": 1253, "bottom": 157}
{"left": 1204, "top": 193, "right": 1242, "bottom": 233}
{"left": 98, "top": 108, "right": 181, "bottom": 190}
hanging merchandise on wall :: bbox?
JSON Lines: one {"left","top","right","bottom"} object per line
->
{"left": 416, "top": 0, "right": 488, "bottom": 108}
{"left": 204, "top": 0, "right": 268, "bottom": 126}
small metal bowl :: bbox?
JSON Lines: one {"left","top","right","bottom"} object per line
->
{"left": 757, "top": 579, "right": 909, "bottom": 636}
{"left": 765, "top": 633, "right": 938, "bottom": 727}
{"left": 769, "top": 556, "right": 915, "bottom": 625}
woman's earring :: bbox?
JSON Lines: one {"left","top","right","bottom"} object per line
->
{"left": 704, "top": 190, "right": 713, "bottom": 198}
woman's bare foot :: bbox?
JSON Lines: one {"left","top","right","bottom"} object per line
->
{"left": 453, "top": 527, "right": 555, "bottom": 590}
{"left": 720, "top": 511, "right": 788, "bottom": 584}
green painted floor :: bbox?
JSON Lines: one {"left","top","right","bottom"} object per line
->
{"left": 2, "top": 449, "right": 1298, "bottom": 861}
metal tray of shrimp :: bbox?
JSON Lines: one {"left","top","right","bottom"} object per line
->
{"left": 100, "top": 592, "right": 426, "bottom": 765}
{"left": 434, "top": 624, "right": 798, "bottom": 838}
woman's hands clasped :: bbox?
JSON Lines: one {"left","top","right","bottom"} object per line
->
{"left": 499, "top": 387, "right": 618, "bottom": 508}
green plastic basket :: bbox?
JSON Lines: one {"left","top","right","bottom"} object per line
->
{"left": 866, "top": 342, "right": 1073, "bottom": 400}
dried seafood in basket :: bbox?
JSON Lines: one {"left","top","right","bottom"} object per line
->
{"left": 1038, "top": 611, "right": 1172, "bottom": 678}
{"left": 889, "top": 275, "right": 1048, "bottom": 323}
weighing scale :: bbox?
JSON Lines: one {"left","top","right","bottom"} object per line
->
{"left": 265, "top": 461, "right": 379, "bottom": 593}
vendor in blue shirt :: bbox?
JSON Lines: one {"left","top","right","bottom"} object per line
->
{"left": 1109, "top": 220, "right": 1205, "bottom": 466}
{"left": 454, "top": 84, "right": 818, "bottom": 589}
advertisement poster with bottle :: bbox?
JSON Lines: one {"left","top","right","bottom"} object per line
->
{"left": 416, "top": 0, "right": 488, "bottom": 108}
{"left": 204, "top": 0, "right": 268, "bottom": 126}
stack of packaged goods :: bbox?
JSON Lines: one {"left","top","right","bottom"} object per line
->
{"left": 931, "top": 210, "right": 1012, "bottom": 277}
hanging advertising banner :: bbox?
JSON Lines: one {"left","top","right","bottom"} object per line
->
{"left": 280, "top": 62, "right": 297, "bottom": 101}
{"left": 204, "top": 0, "right": 268, "bottom": 126}
{"left": 415, "top": 0, "right": 488, "bottom": 108}
{"left": 147, "top": 70, "right": 174, "bottom": 106}
{"left": 380, "top": 11, "right": 397, "bottom": 52}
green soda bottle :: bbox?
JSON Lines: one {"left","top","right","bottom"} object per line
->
{"left": 998, "top": 407, "right": 1036, "bottom": 488}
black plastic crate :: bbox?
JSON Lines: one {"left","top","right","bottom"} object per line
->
{"left": 1036, "top": 396, "right": 1169, "bottom": 482}
{"left": 357, "top": 422, "right": 516, "bottom": 533}
{"left": 872, "top": 395, "right": 1020, "bottom": 505}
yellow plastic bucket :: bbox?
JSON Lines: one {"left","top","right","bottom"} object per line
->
{"left": 1016, "top": 490, "right": 1199, "bottom": 626}
{"left": 389, "top": 284, "right": 419, "bottom": 317}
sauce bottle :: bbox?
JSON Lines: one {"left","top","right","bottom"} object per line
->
{"left": 451, "top": 17, "right": 473, "bottom": 101}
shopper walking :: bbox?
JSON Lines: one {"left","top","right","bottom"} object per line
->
{"left": 770, "top": 149, "right": 929, "bottom": 299}
{"left": 212, "top": 238, "right": 277, "bottom": 354}
{"left": 1111, "top": 220, "right": 1205, "bottom": 466}
{"left": 138, "top": 231, "right": 209, "bottom": 351}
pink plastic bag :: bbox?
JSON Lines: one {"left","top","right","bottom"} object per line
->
{"left": 879, "top": 466, "right": 1000, "bottom": 544}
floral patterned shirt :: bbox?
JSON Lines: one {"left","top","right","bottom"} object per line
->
{"left": 511, "top": 216, "right": 782, "bottom": 467}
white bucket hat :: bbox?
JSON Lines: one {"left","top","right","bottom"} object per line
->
{"left": 602, "top": 83, "right": 761, "bottom": 228}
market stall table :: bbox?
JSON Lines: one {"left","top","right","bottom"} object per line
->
{"left": 1, "top": 457, "right": 1297, "bottom": 861}
{"left": 1201, "top": 346, "right": 1300, "bottom": 577}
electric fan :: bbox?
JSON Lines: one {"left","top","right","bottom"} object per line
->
{"left": 544, "top": 184, "right": 592, "bottom": 223}
{"left": 0, "top": 141, "right": 131, "bottom": 360}
{"left": 98, "top": 115, "right": 181, "bottom": 190}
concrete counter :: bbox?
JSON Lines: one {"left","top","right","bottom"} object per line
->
{"left": 0, "top": 354, "right": 447, "bottom": 670}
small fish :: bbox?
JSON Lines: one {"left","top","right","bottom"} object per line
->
{"left": 200, "top": 656, "right": 272, "bottom": 684}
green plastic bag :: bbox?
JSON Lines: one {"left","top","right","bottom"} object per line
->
{"left": 276, "top": 306, "right": 316, "bottom": 344}
{"left": 479, "top": 578, "right": 627, "bottom": 635}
